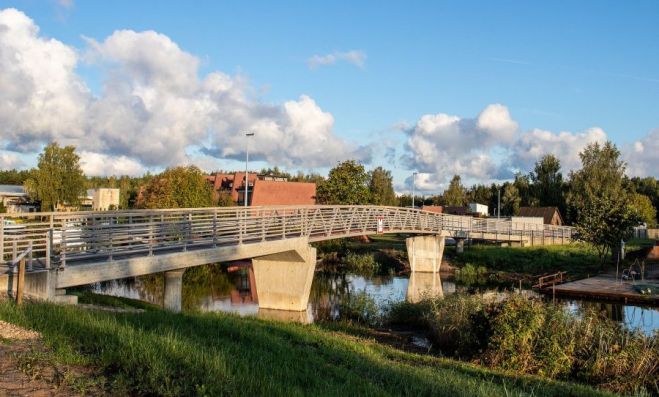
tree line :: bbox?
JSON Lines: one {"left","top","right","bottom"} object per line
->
{"left": 1, "top": 141, "right": 656, "bottom": 263}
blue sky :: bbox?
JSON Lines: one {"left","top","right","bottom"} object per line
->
{"left": 0, "top": 0, "right": 657, "bottom": 192}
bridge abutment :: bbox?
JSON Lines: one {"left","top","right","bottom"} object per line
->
{"left": 163, "top": 269, "right": 186, "bottom": 312}
{"left": 252, "top": 245, "right": 316, "bottom": 312}
{"left": 406, "top": 235, "right": 445, "bottom": 273}
{"left": 456, "top": 238, "right": 465, "bottom": 254}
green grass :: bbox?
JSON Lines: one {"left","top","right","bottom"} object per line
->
{"left": 71, "top": 290, "right": 160, "bottom": 311}
{"left": 0, "top": 299, "right": 614, "bottom": 397}
{"left": 452, "top": 243, "right": 602, "bottom": 278}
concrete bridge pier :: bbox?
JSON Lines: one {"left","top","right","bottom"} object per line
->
{"left": 251, "top": 245, "right": 316, "bottom": 312}
{"left": 163, "top": 269, "right": 186, "bottom": 312}
{"left": 456, "top": 238, "right": 465, "bottom": 254}
{"left": 406, "top": 235, "right": 445, "bottom": 273}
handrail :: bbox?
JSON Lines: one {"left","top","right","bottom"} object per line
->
{"left": 0, "top": 205, "right": 575, "bottom": 270}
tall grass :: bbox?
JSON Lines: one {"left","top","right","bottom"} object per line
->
{"left": 387, "top": 294, "right": 658, "bottom": 395}
{"left": 0, "top": 300, "right": 613, "bottom": 397}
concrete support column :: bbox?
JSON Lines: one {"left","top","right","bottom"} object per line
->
{"left": 163, "top": 269, "right": 186, "bottom": 312}
{"left": 456, "top": 238, "right": 465, "bottom": 254}
{"left": 252, "top": 246, "right": 316, "bottom": 311}
{"left": 405, "top": 235, "right": 445, "bottom": 273}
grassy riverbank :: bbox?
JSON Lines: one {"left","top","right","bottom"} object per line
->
{"left": 0, "top": 298, "right": 614, "bottom": 397}
{"left": 449, "top": 243, "right": 603, "bottom": 279}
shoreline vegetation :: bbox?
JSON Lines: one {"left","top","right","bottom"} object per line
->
{"left": 0, "top": 297, "right": 622, "bottom": 397}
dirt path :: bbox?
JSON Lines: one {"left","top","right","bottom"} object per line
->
{"left": 0, "top": 321, "right": 102, "bottom": 397}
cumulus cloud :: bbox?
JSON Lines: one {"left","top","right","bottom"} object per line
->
{"left": 79, "top": 151, "right": 145, "bottom": 177}
{"left": 0, "top": 151, "right": 23, "bottom": 169}
{"left": 307, "top": 50, "right": 366, "bottom": 69}
{"left": 512, "top": 127, "right": 608, "bottom": 172}
{"left": 402, "top": 104, "right": 518, "bottom": 189}
{"left": 401, "top": 104, "right": 618, "bottom": 192}
{"left": 625, "top": 128, "right": 659, "bottom": 178}
{"left": 0, "top": 8, "right": 369, "bottom": 175}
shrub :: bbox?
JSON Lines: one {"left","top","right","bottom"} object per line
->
{"left": 339, "top": 290, "right": 380, "bottom": 326}
{"left": 343, "top": 251, "right": 380, "bottom": 275}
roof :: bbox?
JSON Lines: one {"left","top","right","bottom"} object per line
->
{"left": 0, "top": 185, "right": 26, "bottom": 196}
{"left": 518, "top": 207, "right": 563, "bottom": 225}
{"left": 250, "top": 180, "right": 316, "bottom": 206}
{"left": 421, "top": 205, "right": 443, "bottom": 214}
{"left": 443, "top": 206, "right": 467, "bottom": 215}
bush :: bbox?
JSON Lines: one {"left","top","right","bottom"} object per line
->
{"left": 455, "top": 263, "right": 488, "bottom": 285}
{"left": 339, "top": 290, "right": 380, "bottom": 326}
{"left": 343, "top": 251, "right": 380, "bottom": 275}
{"left": 385, "top": 294, "right": 659, "bottom": 395}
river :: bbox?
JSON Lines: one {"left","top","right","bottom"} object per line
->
{"left": 91, "top": 265, "right": 658, "bottom": 335}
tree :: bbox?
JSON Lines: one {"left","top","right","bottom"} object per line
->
{"left": 316, "top": 160, "right": 370, "bottom": 205}
{"left": 530, "top": 154, "right": 565, "bottom": 211}
{"left": 137, "top": 166, "right": 213, "bottom": 209}
{"left": 368, "top": 167, "right": 397, "bottom": 206}
{"left": 567, "top": 142, "right": 642, "bottom": 263}
{"left": 24, "top": 143, "right": 86, "bottom": 211}
{"left": 629, "top": 193, "right": 657, "bottom": 226}
{"left": 443, "top": 175, "right": 466, "bottom": 206}
{"left": 501, "top": 183, "right": 521, "bottom": 216}
{"left": 466, "top": 184, "right": 492, "bottom": 209}
{"left": 513, "top": 173, "right": 536, "bottom": 207}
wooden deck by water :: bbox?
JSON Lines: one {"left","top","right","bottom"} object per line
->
{"left": 540, "top": 274, "right": 659, "bottom": 305}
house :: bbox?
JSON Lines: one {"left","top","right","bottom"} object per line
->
{"left": 421, "top": 205, "right": 443, "bottom": 214}
{"left": 0, "top": 185, "right": 37, "bottom": 213}
{"left": 442, "top": 206, "right": 468, "bottom": 216}
{"left": 205, "top": 172, "right": 316, "bottom": 206}
{"left": 518, "top": 207, "right": 564, "bottom": 226}
{"left": 89, "top": 188, "right": 120, "bottom": 210}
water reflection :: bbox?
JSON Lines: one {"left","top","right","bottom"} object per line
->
{"left": 91, "top": 264, "right": 658, "bottom": 334}
{"left": 406, "top": 272, "right": 443, "bottom": 303}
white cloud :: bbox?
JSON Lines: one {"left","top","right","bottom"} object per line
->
{"left": 0, "top": 9, "right": 369, "bottom": 175}
{"left": 307, "top": 50, "right": 366, "bottom": 69}
{"left": 625, "top": 128, "right": 659, "bottom": 177}
{"left": 402, "top": 104, "right": 518, "bottom": 189}
{"left": 512, "top": 127, "right": 608, "bottom": 172}
{"left": 57, "top": 0, "right": 74, "bottom": 9}
{"left": 79, "top": 151, "right": 145, "bottom": 176}
{"left": 0, "top": 151, "right": 24, "bottom": 169}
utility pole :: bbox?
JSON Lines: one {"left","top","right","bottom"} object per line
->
{"left": 244, "top": 132, "right": 254, "bottom": 208}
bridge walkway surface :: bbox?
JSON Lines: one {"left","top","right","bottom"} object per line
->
{"left": 0, "top": 205, "right": 575, "bottom": 311}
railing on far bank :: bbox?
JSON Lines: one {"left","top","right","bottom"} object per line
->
{"left": 0, "top": 205, "right": 575, "bottom": 269}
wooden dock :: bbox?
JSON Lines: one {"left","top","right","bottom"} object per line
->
{"left": 539, "top": 274, "right": 659, "bottom": 305}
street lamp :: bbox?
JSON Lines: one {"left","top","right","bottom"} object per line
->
{"left": 244, "top": 132, "right": 255, "bottom": 208}
{"left": 497, "top": 187, "right": 501, "bottom": 219}
{"left": 412, "top": 172, "right": 418, "bottom": 208}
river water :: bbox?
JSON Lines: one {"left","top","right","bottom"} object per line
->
{"left": 91, "top": 266, "right": 658, "bottom": 335}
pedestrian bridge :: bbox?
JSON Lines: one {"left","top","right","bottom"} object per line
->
{"left": 1, "top": 205, "right": 574, "bottom": 311}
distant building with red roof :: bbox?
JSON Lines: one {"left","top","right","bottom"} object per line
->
{"left": 205, "top": 172, "right": 316, "bottom": 206}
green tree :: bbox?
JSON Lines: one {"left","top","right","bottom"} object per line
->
{"left": 24, "top": 143, "right": 86, "bottom": 211}
{"left": 567, "top": 142, "right": 642, "bottom": 263}
{"left": 629, "top": 193, "right": 657, "bottom": 226}
{"left": 513, "top": 173, "right": 536, "bottom": 207}
{"left": 0, "top": 169, "right": 31, "bottom": 185}
{"left": 501, "top": 183, "right": 521, "bottom": 216}
{"left": 443, "top": 175, "right": 466, "bottom": 206}
{"left": 530, "top": 154, "right": 565, "bottom": 211}
{"left": 368, "top": 167, "right": 397, "bottom": 206}
{"left": 467, "top": 184, "right": 492, "bottom": 209}
{"left": 316, "top": 160, "right": 370, "bottom": 205}
{"left": 137, "top": 166, "right": 213, "bottom": 209}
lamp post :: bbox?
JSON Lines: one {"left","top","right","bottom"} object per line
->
{"left": 497, "top": 187, "right": 501, "bottom": 219}
{"left": 412, "top": 172, "right": 418, "bottom": 208}
{"left": 244, "top": 132, "right": 254, "bottom": 208}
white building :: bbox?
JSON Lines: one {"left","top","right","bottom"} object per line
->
{"left": 0, "top": 185, "right": 37, "bottom": 213}
{"left": 86, "top": 188, "right": 120, "bottom": 211}
{"left": 468, "top": 203, "right": 488, "bottom": 217}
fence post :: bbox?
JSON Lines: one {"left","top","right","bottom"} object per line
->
{"left": 212, "top": 209, "right": 218, "bottom": 247}
{"left": 46, "top": 229, "right": 52, "bottom": 269}
{"left": 28, "top": 241, "right": 33, "bottom": 271}
{"left": 61, "top": 226, "right": 67, "bottom": 268}
{"left": 16, "top": 258, "right": 25, "bottom": 305}
{"left": 12, "top": 240, "right": 18, "bottom": 269}
{"left": 149, "top": 215, "right": 154, "bottom": 256}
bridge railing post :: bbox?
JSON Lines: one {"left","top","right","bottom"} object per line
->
{"left": 46, "top": 229, "right": 52, "bottom": 269}
{"left": 213, "top": 209, "right": 218, "bottom": 247}
{"left": 61, "top": 226, "right": 67, "bottom": 269}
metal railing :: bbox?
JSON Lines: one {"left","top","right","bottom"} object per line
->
{"left": 0, "top": 205, "right": 575, "bottom": 269}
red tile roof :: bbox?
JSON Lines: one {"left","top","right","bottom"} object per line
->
{"left": 250, "top": 180, "right": 316, "bottom": 206}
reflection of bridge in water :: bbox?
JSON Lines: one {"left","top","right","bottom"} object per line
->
{"left": 1, "top": 205, "right": 574, "bottom": 313}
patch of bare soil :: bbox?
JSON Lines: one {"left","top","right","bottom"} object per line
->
{"left": 0, "top": 321, "right": 105, "bottom": 397}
